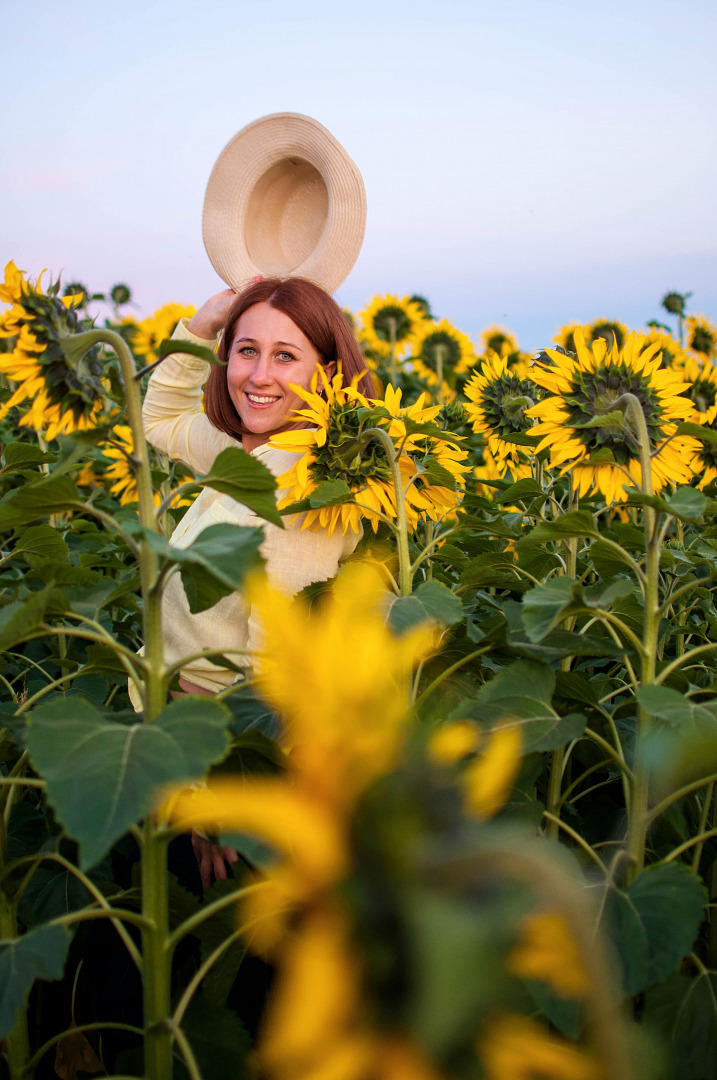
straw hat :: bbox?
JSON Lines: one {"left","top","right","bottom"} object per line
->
{"left": 202, "top": 113, "right": 366, "bottom": 295}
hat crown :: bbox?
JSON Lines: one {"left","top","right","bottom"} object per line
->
{"left": 244, "top": 157, "right": 329, "bottom": 277}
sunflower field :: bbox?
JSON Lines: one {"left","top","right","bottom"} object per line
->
{"left": 2, "top": 263, "right": 717, "bottom": 1080}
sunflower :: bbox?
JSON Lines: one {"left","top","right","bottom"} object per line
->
{"left": 478, "top": 324, "right": 518, "bottom": 357}
{"left": 526, "top": 328, "right": 698, "bottom": 502}
{"left": 673, "top": 354, "right": 717, "bottom": 424}
{"left": 408, "top": 318, "right": 476, "bottom": 389}
{"left": 642, "top": 326, "right": 682, "bottom": 368}
{"left": 358, "top": 294, "right": 425, "bottom": 359}
{"left": 586, "top": 318, "right": 629, "bottom": 351}
{"left": 554, "top": 322, "right": 585, "bottom": 355}
{"left": 129, "top": 302, "right": 196, "bottom": 362}
{"left": 685, "top": 313, "right": 717, "bottom": 359}
{"left": 269, "top": 369, "right": 468, "bottom": 536}
{"left": 687, "top": 416, "right": 717, "bottom": 491}
{"left": 0, "top": 261, "right": 104, "bottom": 441}
{"left": 464, "top": 352, "right": 540, "bottom": 466}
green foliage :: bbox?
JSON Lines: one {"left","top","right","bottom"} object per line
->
{"left": 26, "top": 695, "right": 233, "bottom": 867}
{"left": 0, "top": 924, "right": 71, "bottom": 1038}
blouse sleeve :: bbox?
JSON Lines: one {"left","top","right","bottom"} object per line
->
{"left": 141, "top": 318, "right": 238, "bottom": 475}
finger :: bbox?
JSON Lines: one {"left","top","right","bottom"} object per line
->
{"left": 212, "top": 847, "right": 228, "bottom": 880}
{"left": 223, "top": 846, "right": 240, "bottom": 864}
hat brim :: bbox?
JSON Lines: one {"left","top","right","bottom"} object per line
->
{"left": 202, "top": 113, "right": 366, "bottom": 296}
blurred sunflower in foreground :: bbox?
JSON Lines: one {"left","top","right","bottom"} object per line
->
{"left": 269, "top": 369, "right": 469, "bottom": 536}
{"left": 166, "top": 568, "right": 610, "bottom": 1080}
{"left": 527, "top": 328, "right": 698, "bottom": 502}
{"left": 0, "top": 261, "right": 104, "bottom": 440}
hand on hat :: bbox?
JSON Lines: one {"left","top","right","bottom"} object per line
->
{"left": 186, "top": 288, "right": 237, "bottom": 340}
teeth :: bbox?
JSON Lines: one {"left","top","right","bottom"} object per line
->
{"left": 247, "top": 393, "right": 279, "bottom": 404}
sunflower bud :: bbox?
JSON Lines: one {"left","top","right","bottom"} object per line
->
{"left": 661, "top": 290, "right": 691, "bottom": 317}
{"left": 110, "top": 283, "right": 132, "bottom": 306}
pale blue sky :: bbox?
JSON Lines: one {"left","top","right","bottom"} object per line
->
{"left": 3, "top": 0, "right": 715, "bottom": 350}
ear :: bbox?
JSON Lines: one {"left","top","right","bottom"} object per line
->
{"left": 322, "top": 360, "right": 337, "bottom": 381}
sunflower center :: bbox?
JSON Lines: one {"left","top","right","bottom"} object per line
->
{"left": 372, "top": 306, "right": 412, "bottom": 344}
{"left": 485, "top": 332, "right": 512, "bottom": 354}
{"left": 690, "top": 326, "right": 717, "bottom": 356}
{"left": 309, "top": 402, "right": 392, "bottom": 488}
{"left": 416, "top": 331, "right": 461, "bottom": 371}
{"left": 480, "top": 375, "right": 537, "bottom": 436}
{"left": 697, "top": 422, "right": 717, "bottom": 469}
{"left": 15, "top": 292, "right": 104, "bottom": 420}
{"left": 690, "top": 378, "right": 717, "bottom": 415}
{"left": 590, "top": 322, "right": 625, "bottom": 350}
{"left": 565, "top": 365, "right": 662, "bottom": 463}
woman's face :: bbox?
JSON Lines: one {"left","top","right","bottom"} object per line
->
{"left": 227, "top": 302, "right": 334, "bottom": 453}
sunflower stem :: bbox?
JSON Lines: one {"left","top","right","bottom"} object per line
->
{"left": 362, "top": 426, "right": 412, "bottom": 596}
{"left": 387, "top": 316, "right": 398, "bottom": 388}
{"left": 546, "top": 479, "right": 578, "bottom": 839}
{"left": 68, "top": 327, "right": 172, "bottom": 1079}
{"left": 434, "top": 344, "right": 446, "bottom": 405}
{"left": 610, "top": 393, "right": 657, "bottom": 882}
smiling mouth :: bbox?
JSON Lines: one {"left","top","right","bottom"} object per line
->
{"left": 246, "top": 393, "right": 281, "bottom": 405}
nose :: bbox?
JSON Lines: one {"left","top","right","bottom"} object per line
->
{"left": 249, "top": 350, "right": 272, "bottom": 385}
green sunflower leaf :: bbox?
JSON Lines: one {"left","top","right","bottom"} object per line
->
{"left": 643, "top": 970, "right": 717, "bottom": 1077}
{"left": 0, "top": 924, "right": 72, "bottom": 1039}
{"left": 1, "top": 442, "right": 56, "bottom": 473}
{"left": 0, "top": 474, "right": 83, "bottom": 530}
{"left": 636, "top": 685, "right": 717, "bottom": 727}
{"left": 675, "top": 421, "right": 717, "bottom": 444}
{"left": 521, "top": 577, "right": 580, "bottom": 641}
{"left": 624, "top": 487, "right": 709, "bottom": 522}
{"left": 389, "top": 580, "right": 463, "bottom": 634}
{"left": 157, "top": 338, "right": 221, "bottom": 366}
{"left": 9, "top": 524, "right": 69, "bottom": 563}
{"left": 495, "top": 479, "right": 546, "bottom": 505}
{"left": 26, "top": 695, "right": 232, "bottom": 869}
{"left": 523, "top": 511, "right": 599, "bottom": 543}
{"left": 200, "top": 448, "right": 282, "bottom": 527}
{"left": 308, "top": 478, "right": 352, "bottom": 507}
{"left": 461, "top": 553, "right": 525, "bottom": 590}
{"left": 448, "top": 660, "right": 578, "bottom": 751}
{"left": 602, "top": 863, "right": 707, "bottom": 995}
{"left": 0, "top": 585, "right": 64, "bottom": 651}
{"left": 420, "top": 458, "right": 459, "bottom": 490}
{"left": 500, "top": 431, "right": 541, "bottom": 447}
{"left": 141, "top": 523, "right": 265, "bottom": 614}
{"left": 573, "top": 410, "right": 632, "bottom": 432}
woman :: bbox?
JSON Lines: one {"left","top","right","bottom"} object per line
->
{"left": 140, "top": 276, "right": 373, "bottom": 885}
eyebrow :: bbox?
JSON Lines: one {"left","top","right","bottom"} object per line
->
{"left": 234, "top": 336, "right": 302, "bottom": 350}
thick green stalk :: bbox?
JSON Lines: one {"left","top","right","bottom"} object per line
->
{"left": 140, "top": 826, "right": 172, "bottom": 1080}
{"left": 434, "top": 344, "right": 445, "bottom": 405}
{"left": 363, "top": 426, "right": 412, "bottom": 596}
{"left": 387, "top": 316, "right": 398, "bottom": 388}
{"left": 546, "top": 480, "right": 578, "bottom": 839}
{"left": 0, "top": 809, "right": 31, "bottom": 1079}
{"left": 71, "top": 328, "right": 171, "bottom": 1077}
{"left": 615, "top": 392, "right": 657, "bottom": 881}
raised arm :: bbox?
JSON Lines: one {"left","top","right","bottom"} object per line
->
{"left": 141, "top": 290, "right": 238, "bottom": 474}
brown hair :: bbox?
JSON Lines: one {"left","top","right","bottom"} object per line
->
{"left": 204, "top": 277, "right": 375, "bottom": 440}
